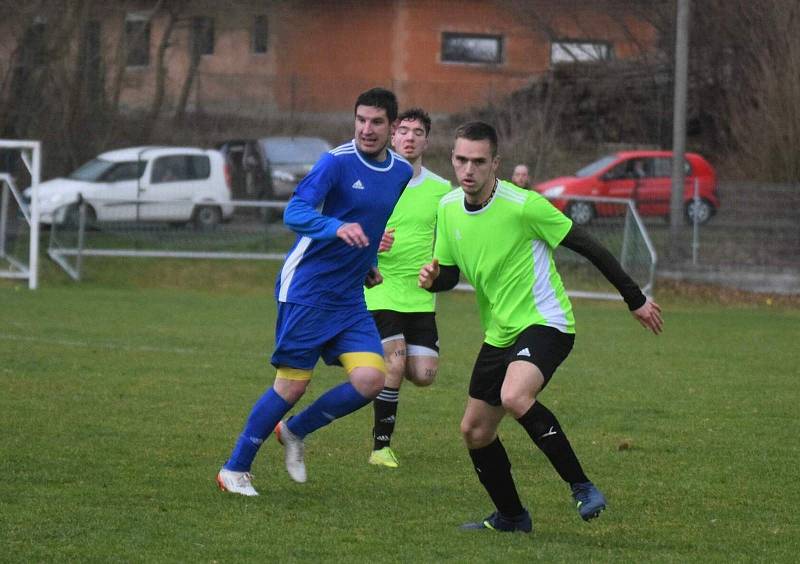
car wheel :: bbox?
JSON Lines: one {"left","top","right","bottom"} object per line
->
{"left": 566, "top": 201, "right": 595, "bottom": 226}
{"left": 193, "top": 205, "right": 222, "bottom": 229}
{"left": 685, "top": 199, "right": 714, "bottom": 225}
{"left": 64, "top": 203, "right": 97, "bottom": 228}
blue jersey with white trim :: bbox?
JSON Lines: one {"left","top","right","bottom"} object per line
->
{"left": 276, "top": 140, "right": 413, "bottom": 310}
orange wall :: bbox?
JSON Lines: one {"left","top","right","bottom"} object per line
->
{"left": 1, "top": 0, "right": 658, "bottom": 117}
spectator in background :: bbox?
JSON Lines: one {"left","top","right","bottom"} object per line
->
{"left": 511, "top": 164, "right": 530, "bottom": 189}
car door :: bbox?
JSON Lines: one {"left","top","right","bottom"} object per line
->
{"left": 92, "top": 161, "right": 144, "bottom": 221}
{"left": 598, "top": 160, "right": 635, "bottom": 217}
{"left": 634, "top": 157, "right": 677, "bottom": 216}
{"left": 138, "top": 155, "right": 209, "bottom": 221}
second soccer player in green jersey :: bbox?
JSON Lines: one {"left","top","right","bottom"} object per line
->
{"left": 364, "top": 108, "right": 452, "bottom": 468}
{"left": 419, "top": 121, "right": 663, "bottom": 533}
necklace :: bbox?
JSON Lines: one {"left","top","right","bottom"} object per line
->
{"left": 477, "top": 179, "right": 498, "bottom": 208}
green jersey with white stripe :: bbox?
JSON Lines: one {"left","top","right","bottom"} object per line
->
{"left": 434, "top": 180, "right": 574, "bottom": 346}
{"left": 365, "top": 167, "right": 453, "bottom": 312}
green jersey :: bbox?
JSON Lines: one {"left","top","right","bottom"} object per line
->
{"left": 365, "top": 167, "right": 452, "bottom": 312}
{"left": 434, "top": 180, "right": 574, "bottom": 346}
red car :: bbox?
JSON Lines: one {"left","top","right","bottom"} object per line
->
{"left": 534, "top": 151, "right": 719, "bottom": 225}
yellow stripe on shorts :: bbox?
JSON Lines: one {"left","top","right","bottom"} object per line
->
{"left": 339, "top": 352, "right": 386, "bottom": 375}
{"left": 276, "top": 367, "right": 313, "bottom": 381}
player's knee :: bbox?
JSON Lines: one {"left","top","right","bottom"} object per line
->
{"left": 407, "top": 363, "right": 437, "bottom": 387}
{"left": 405, "top": 356, "right": 438, "bottom": 387}
{"left": 349, "top": 367, "right": 385, "bottom": 398}
{"left": 500, "top": 392, "right": 532, "bottom": 418}
{"left": 274, "top": 374, "right": 310, "bottom": 404}
{"left": 460, "top": 418, "right": 494, "bottom": 448}
{"left": 384, "top": 351, "right": 407, "bottom": 383}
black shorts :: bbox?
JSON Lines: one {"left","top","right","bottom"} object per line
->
{"left": 370, "top": 310, "right": 439, "bottom": 355}
{"left": 469, "top": 324, "right": 575, "bottom": 406}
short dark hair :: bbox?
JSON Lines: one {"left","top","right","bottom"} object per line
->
{"left": 354, "top": 87, "right": 399, "bottom": 122}
{"left": 397, "top": 107, "right": 432, "bottom": 136}
{"left": 455, "top": 121, "right": 498, "bottom": 157}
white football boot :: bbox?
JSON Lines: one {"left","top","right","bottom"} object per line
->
{"left": 275, "top": 420, "right": 307, "bottom": 483}
{"left": 216, "top": 468, "right": 259, "bottom": 496}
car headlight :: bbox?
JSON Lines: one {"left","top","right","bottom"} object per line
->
{"left": 46, "top": 193, "right": 64, "bottom": 205}
{"left": 542, "top": 185, "right": 565, "bottom": 198}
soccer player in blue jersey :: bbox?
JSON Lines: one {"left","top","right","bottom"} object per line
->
{"left": 217, "top": 88, "right": 413, "bottom": 496}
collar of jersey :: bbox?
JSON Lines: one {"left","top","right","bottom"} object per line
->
{"left": 406, "top": 167, "right": 429, "bottom": 188}
{"left": 462, "top": 178, "right": 499, "bottom": 214}
{"left": 352, "top": 140, "right": 395, "bottom": 172}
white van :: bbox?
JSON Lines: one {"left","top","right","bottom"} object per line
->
{"left": 28, "top": 146, "right": 234, "bottom": 227}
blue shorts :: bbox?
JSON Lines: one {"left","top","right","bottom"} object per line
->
{"left": 271, "top": 302, "right": 383, "bottom": 370}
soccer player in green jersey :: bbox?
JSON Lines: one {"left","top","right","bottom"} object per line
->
{"left": 365, "top": 108, "right": 452, "bottom": 468}
{"left": 419, "top": 121, "right": 663, "bottom": 533}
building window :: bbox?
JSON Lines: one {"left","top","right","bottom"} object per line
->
{"left": 550, "top": 41, "right": 613, "bottom": 64}
{"left": 192, "top": 16, "right": 215, "bottom": 57}
{"left": 441, "top": 32, "right": 503, "bottom": 64}
{"left": 125, "top": 14, "right": 150, "bottom": 67}
{"left": 253, "top": 15, "right": 268, "bottom": 54}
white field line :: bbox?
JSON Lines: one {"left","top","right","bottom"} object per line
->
{"left": 0, "top": 332, "right": 263, "bottom": 357}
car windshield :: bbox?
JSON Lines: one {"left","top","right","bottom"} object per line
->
{"left": 259, "top": 137, "right": 330, "bottom": 165}
{"left": 68, "top": 158, "right": 117, "bottom": 182}
{"left": 575, "top": 155, "right": 618, "bottom": 178}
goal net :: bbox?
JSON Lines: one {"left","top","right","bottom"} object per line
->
{"left": 0, "top": 140, "right": 41, "bottom": 289}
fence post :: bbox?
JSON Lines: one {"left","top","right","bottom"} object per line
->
{"left": 76, "top": 198, "right": 86, "bottom": 281}
{"left": 0, "top": 183, "right": 7, "bottom": 258}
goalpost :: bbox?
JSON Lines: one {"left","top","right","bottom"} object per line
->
{"left": 0, "top": 140, "right": 41, "bottom": 290}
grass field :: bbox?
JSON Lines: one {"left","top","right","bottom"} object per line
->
{"left": 1, "top": 260, "right": 799, "bottom": 562}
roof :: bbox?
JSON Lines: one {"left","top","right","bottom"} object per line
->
{"left": 97, "top": 146, "right": 210, "bottom": 161}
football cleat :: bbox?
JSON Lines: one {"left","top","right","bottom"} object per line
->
{"left": 571, "top": 481, "right": 607, "bottom": 521}
{"left": 460, "top": 510, "right": 532, "bottom": 533}
{"left": 216, "top": 468, "right": 259, "bottom": 496}
{"left": 369, "top": 447, "right": 400, "bottom": 468}
{"left": 275, "top": 420, "right": 307, "bottom": 483}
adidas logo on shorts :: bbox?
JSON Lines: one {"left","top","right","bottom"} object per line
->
{"left": 517, "top": 347, "right": 531, "bottom": 357}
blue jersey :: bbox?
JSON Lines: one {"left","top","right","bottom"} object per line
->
{"left": 276, "top": 140, "right": 413, "bottom": 310}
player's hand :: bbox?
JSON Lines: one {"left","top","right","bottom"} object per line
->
{"left": 337, "top": 222, "right": 369, "bottom": 248}
{"left": 632, "top": 298, "right": 663, "bottom": 335}
{"left": 365, "top": 266, "right": 383, "bottom": 288}
{"left": 378, "top": 228, "right": 396, "bottom": 253}
{"left": 418, "top": 258, "right": 440, "bottom": 289}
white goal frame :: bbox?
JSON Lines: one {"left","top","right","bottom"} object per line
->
{"left": 0, "top": 140, "right": 41, "bottom": 289}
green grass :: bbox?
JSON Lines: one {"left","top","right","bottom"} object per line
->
{"left": 1, "top": 260, "right": 799, "bottom": 562}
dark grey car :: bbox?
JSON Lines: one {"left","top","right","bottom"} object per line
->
{"left": 217, "top": 136, "right": 331, "bottom": 203}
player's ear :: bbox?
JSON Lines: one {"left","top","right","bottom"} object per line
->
{"left": 492, "top": 154, "right": 500, "bottom": 172}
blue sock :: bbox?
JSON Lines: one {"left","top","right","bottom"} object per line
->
{"left": 287, "top": 381, "right": 370, "bottom": 439}
{"left": 224, "top": 387, "right": 292, "bottom": 472}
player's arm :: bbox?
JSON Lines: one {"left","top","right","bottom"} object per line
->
{"left": 283, "top": 154, "right": 368, "bottom": 247}
{"left": 560, "top": 225, "right": 663, "bottom": 334}
{"left": 419, "top": 259, "right": 460, "bottom": 292}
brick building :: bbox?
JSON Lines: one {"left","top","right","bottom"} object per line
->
{"left": 2, "top": 0, "right": 658, "bottom": 117}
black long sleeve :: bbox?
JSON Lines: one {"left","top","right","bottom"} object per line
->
{"left": 560, "top": 225, "right": 647, "bottom": 310}
{"left": 427, "top": 264, "right": 461, "bottom": 292}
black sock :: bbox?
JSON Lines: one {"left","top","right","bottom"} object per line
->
{"left": 468, "top": 437, "right": 525, "bottom": 517}
{"left": 517, "top": 401, "right": 589, "bottom": 485}
{"left": 372, "top": 386, "right": 399, "bottom": 450}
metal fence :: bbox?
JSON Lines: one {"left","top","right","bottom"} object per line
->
{"left": 648, "top": 181, "right": 800, "bottom": 294}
